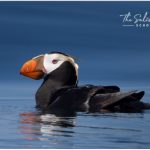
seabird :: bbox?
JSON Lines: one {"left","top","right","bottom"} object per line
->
{"left": 20, "top": 52, "right": 150, "bottom": 113}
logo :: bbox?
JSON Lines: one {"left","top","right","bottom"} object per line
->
{"left": 120, "top": 12, "right": 150, "bottom": 28}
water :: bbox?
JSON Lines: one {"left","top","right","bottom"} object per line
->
{"left": 0, "top": 1, "right": 150, "bottom": 148}
{"left": 0, "top": 94, "right": 150, "bottom": 148}
{"left": 0, "top": 83, "right": 150, "bottom": 148}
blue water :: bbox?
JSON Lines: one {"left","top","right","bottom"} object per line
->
{"left": 0, "top": 1, "right": 150, "bottom": 148}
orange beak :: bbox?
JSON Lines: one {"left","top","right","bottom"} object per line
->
{"left": 20, "top": 59, "right": 44, "bottom": 80}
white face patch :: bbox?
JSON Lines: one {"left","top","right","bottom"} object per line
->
{"left": 43, "top": 53, "right": 79, "bottom": 78}
{"left": 43, "top": 54, "right": 64, "bottom": 74}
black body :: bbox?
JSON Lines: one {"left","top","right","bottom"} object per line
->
{"left": 35, "top": 60, "right": 149, "bottom": 113}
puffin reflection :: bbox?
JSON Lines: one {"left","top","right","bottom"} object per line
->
{"left": 19, "top": 111, "right": 76, "bottom": 142}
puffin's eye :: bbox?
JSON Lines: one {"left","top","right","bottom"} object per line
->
{"left": 52, "top": 59, "right": 58, "bottom": 64}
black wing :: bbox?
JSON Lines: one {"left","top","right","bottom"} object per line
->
{"left": 48, "top": 85, "right": 146, "bottom": 112}
{"left": 48, "top": 85, "right": 120, "bottom": 111}
{"left": 90, "top": 90, "right": 145, "bottom": 112}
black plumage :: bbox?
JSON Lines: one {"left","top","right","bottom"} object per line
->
{"left": 35, "top": 58, "right": 148, "bottom": 113}
{"left": 20, "top": 52, "right": 150, "bottom": 113}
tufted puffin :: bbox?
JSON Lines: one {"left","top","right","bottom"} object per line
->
{"left": 20, "top": 52, "right": 150, "bottom": 113}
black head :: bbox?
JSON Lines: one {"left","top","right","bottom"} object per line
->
{"left": 20, "top": 52, "right": 79, "bottom": 86}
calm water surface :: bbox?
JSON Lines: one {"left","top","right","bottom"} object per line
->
{"left": 0, "top": 83, "right": 150, "bottom": 148}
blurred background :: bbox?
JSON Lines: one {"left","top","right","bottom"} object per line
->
{"left": 0, "top": 2, "right": 150, "bottom": 149}
{"left": 0, "top": 1, "right": 150, "bottom": 98}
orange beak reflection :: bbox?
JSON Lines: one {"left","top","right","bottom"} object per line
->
{"left": 20, "top": 59, "right": 44, "bottom": 80}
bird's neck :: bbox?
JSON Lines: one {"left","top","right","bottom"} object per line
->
{"left": 35, "top": 76, "right": 64, "bottom": 108}
{"left": 35, "top": 61, "right": 77, "bottom": 109}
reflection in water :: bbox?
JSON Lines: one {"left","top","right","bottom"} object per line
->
{"left": 19, "top": 111, "right": 76, "bottom": 143}
{"left": 18, "top": 110, "right": 150, "bottom": 148}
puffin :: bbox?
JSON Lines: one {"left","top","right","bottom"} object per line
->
{"left": 20, "top": 52, "right": 150, "bottom": 113}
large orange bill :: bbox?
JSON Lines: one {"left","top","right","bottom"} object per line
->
{"left": 20, "top": 59, "right": 44, "bottom": 80}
